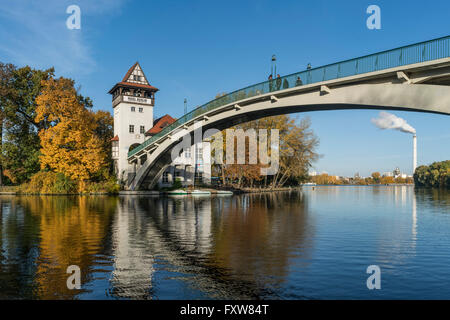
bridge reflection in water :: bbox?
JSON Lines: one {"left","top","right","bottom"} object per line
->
{"left": 110, "top": 192, "right": 313, "bottom": 299}
{"left": 0, "top": 188, "right": 449, "bottom": 299}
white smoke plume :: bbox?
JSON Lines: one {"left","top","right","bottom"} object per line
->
{"left": 371, "top": 112, "right": 416, "bottom": 134}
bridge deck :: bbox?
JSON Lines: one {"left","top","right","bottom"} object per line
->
{"left": 128, "top": 35, "right": 450, "bottom": 159}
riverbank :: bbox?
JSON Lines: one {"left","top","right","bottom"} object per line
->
{"left": 0, "top": 186, "right": 115, "bottom": 196}
{"left": 223, "top": 186, "right": 301, "bottom": 193}
{"left": 0, "top": 184, "right": 421, "bottom": 196}
{"left": 0, "top": 186, "right": 301, "bottom": 196}
{"left": 305, "top": 183, "right": 414, "bottom": 186}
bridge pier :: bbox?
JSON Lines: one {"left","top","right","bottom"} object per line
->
{"left": 127, "top": 161, "right": 136, "bottom": 188}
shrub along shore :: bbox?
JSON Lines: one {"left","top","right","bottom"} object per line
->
{"left": 414, "top": 160, "right": 450, "bottom": 188}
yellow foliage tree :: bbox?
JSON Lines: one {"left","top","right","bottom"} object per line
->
{"left": 215, "top": 114, "right": 319, "bottom": 188}
{"left": 35, "top": 78, "right": 107, "bottom": 191}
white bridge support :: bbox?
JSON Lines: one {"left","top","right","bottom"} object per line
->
{"left": 127, "top": 58, "right": 450, "bottom": 190}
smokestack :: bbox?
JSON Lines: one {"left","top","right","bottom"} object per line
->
{"left": 413, "top": 134, "right": 417, "bottom": 174}
{"left": 371, "top": 112, "right": 417, "bottom": 174}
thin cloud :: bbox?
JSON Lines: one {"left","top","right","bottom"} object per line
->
{"left": 0, "top": 0, "right": 127, "bottom": 76}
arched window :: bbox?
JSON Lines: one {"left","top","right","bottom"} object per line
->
{"left": 128, "top": 143, "right": 140, "bottom": 153}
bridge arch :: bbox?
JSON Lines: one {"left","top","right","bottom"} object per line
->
{"left": 126, "top": 36, "right": 450, "bottom": 189}
{"left": 128, "top": 82, "right": 450, "bottom": 190}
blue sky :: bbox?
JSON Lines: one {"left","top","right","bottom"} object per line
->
{"left": 0, "top": 0, "right": 449, "bottom": 176}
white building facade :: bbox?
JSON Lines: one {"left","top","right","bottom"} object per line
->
{"left": 110, "top": 62, "right": 211, "bottom": 189}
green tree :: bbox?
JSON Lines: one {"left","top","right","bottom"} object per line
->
{"left": 0, "top": 65, "right": 55, "bottom": 184}
{"left": 92, "top": 110, "right": 114, "bottom": 175}
{"left": 0, "top": 62, "right": 16, "bottom": 184}
{"left": 414, "top": 161, "right": 450, "bottom": 188}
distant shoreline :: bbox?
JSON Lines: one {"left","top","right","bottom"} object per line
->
{"left": 303, "top": 184, "right": 414, "bottom": 187}
{"left": 0, "top": 184, "right": 422, "bottom": 196}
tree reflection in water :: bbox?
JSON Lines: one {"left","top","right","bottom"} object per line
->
{"left": 2, "top": 188, "right": 446, "bottom": 299}
{"left": 0, "top": 196, "right": 117, "bottom": 299}
{"left": 130, "top": 191, "right": 314, "bottom": 299}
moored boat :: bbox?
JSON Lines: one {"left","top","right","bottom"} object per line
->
{"left": 166, "top": 189, "right": 188, "bottom": 195}
{"left": 190, "top": 190, "right": 212, "bottom": 196}
{"left": 215, "top": 190, "right": 233, "bottom": 195}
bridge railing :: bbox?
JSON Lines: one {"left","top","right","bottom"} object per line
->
{"left": 128, "top": 35, "right": 450, "bottom": 158}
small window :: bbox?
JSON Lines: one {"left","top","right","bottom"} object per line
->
{"left": 139, "top": 107, "right": 143, "bottom": 113}
{"left": 129, "top": 125, "right": 134, "bottom": 133}
{"left": 184, "top": 147, "right": 191, "bottom": 158}
{"left": 131, "top": 107, "right": 135, "bottom": 112}
{"left": 196, "top": 146, "right": 203, "bottom": 160}
{"left": 162, "top": 172, "right": 169, "bottom": 183}
{"left": 140, "top": 126, "right": 145, "bottom": 134}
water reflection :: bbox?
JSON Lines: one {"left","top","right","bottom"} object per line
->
{"left": 412, "top": 195, "right": 417, "bottom": 241}
{"left": 110, "top": 196, "right": 155, "bottom": 299}
{"left": 111, "top": 192, "right": 313, "bottom": 299}
{"left": 372, "top": 186, "right": 418, "bottom": 268}
{"left": 0, "top": 196, "right": 117, "bottom": 299}
{"left": 0, "top": 188, "right": 449, "bottom": 299}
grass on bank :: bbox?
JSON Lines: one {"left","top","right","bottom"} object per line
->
{"left": 17, "top": 171, "right": 120, "bottom": 194}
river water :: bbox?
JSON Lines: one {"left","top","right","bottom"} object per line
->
{"left": 0, "top": 186, "right": 449, "bottom": 299}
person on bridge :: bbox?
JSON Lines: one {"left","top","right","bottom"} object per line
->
{"left": 276, "top": 74, "right": 282, "bottom": 90}
{"left": 268, "top": 74, "right": 273, "bottom": 91}
{"left": 295, "top": 76, "right": 303, "bottom": 86}
{"left": 283, "top": 78, "right": 289, "bottom": 89}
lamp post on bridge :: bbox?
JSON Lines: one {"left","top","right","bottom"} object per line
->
{"left": 271, "top": 54, "right": 277, "bottom": 77}
{"left": 184, "top": 98, "right": 187, "bottom": 115}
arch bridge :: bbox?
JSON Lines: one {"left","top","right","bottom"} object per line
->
{"left": 127, "top": 36, "right": 450, "bottom": 190}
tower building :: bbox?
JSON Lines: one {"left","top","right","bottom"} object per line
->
{"left": 109, "top": 62, "right": 159, "bottom": 180}
{"left": 109, "top": 62, "right": 211, "bottom": 188}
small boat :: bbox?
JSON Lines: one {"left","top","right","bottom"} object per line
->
{"left": 167, "top": 189, "right": 188, "bottom": 195}
{"left": 215, "top": 190, "right": 233, "bottom": 195}
{"left": 190, "top": 190, "right": 211, "bottom": 196}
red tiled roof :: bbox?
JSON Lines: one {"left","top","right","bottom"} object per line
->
{"left": 122, "top": 62, "right": 138, "bottom": 82}
{"left": 108, "top": 62, "right": 159, "bottom": 94}
{"left": 110, "top": 135, "right": 119, "bottom": 142}
{"left": 108, "top": 81, "right": 159, "bottom": 94}
{"left": 118, "top": 81, "right": 158, "bottom": 91}
{"left": 145, "top": 114, "right": 176, "bottom": 136}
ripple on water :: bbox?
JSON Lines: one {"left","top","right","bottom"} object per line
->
{"left": 0, "top": 188, "right": 449, "bottom": 299}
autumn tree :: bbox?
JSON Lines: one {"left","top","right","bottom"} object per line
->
{"left": 380, "top": 176, "right": 395, "bottom": 184}
{"left": 268, "top": 116, "right": 319, "bottom": 188}
{"left": 371, "top": 172, "right": 381, "bottom": 184}
{"left": 311, "top": 173, "right": 339, "bottom": 185}
{"left": 220, "top": 120, "right": 265, "bottom": 188}
{"left": 216, "top": 114, "right": 319, "bottom": 188}
{"left": 35, "top": 77, "right": 107, "bottom": 191}
{"left": 0, "top": 65, "right": 55, "bottom": 184}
